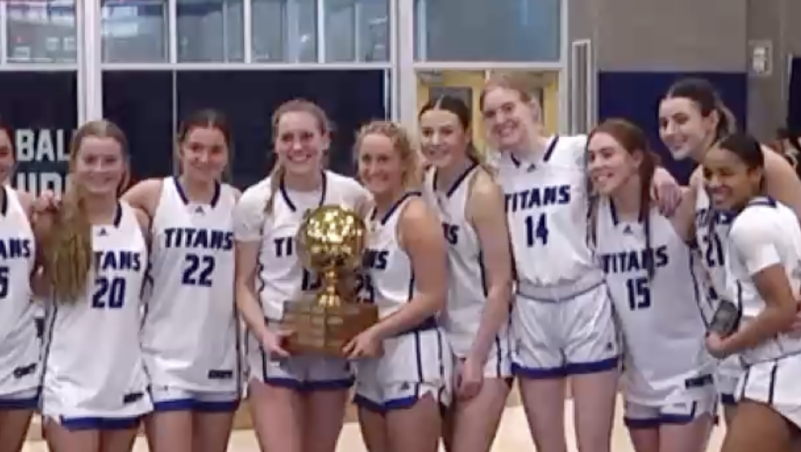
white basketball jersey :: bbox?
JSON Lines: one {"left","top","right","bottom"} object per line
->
{"left": 695, "top": 186, "right": 734, "bottom": 319}
{"left": 495, "top": 135, "right": 600, "bottom": 288}
{"left": 596, "top": 198, "right": 713, "bottom": 404}
{"left": 726, "top": 197, "right": 801, "bottom": 364}
{"left": 0, "top": 187, "right": 39, "bottom": 395}
{"left": 363, "top": 193, "right": 419, "bottom": 319}
{"left": 42, "top": 202, "right": 150, "bottom": 417}
{"left": 142, "top": 178, "right": 239, "bottom": 393}
{"left": 422, "top": 164, "right": 491, "bottom": 355}
{"left": 239, "top": 171, "right": 367, "bottom": 320}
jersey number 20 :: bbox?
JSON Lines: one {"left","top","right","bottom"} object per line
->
{"left": 524, "top": 213, "right": 549, "bottom": 246}
{"left": 92, "top": 277, "right": 127, "bottom": 309}
{"left": 182, "top": 254, "right": 215, "bottom": 287}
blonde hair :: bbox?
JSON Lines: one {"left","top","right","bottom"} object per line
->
{"left": 45, "top": 120, "right": 129, "bottom": 303}
{"left": 264, "top": 99, "right": 331, "bottom": 214}
{"left": 479, "top": 72, "right": 543, "bottom": 124}
{"left": 355, "top": 121, "right": 422, "bottom": 189}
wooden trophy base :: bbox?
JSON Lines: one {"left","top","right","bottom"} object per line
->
{"left": 281, "top": 300, "right": 378, "bottom": 357}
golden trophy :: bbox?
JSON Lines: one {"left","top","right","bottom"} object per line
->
{"left": 281, "top": 205, "right": 379, "bottom": 356}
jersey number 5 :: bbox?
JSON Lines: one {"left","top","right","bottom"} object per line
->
{"left": 0, "top": 267, "right": 8, "bottom": 298}
{"left": 524, "top": 213, "right": 549, "bottom": 247}
{"left": 626, "top": 276, "right": 651, "bottom": 310}
{"left": 92, "top": 277, "right": 127, "bottom": 309}
{"left": 182, "top": 254, "right": 215, "bottom": 287}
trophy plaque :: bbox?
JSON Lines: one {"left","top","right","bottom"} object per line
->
{"left": 281, "top": 205, "right": 379, "bottom": 357}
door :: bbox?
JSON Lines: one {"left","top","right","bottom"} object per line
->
{"left": 416, "top": 70, "right": 560, "bottom": 152}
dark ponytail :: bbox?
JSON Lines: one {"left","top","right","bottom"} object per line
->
{"left": 666, "top": 78, "right": 737, "bottom": 142}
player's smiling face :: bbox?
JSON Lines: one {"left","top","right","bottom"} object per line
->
{"left": 180, "top": 126, "right": 228, "bottom": 184}
{"left": 0, "top": 128, "right": 14, "bottom": 186}
{"left": 419, "top": 109, "right": 469, "bottom": 169}
{"left": 73, "top": 136, "right": 127, "bottom": 196}
{"left": 659, "top": 97, "right": 714, "bottom": 161}
{"left": 358, "top": 132, "right": 403, "bottom": 198}
{"left": 587, "top": 131, "right": 641, "bottom": 196}
{"left": 702, "top": 145, "right": 761, "bottom": 212}
{"left": 481, "top": 87, "right": 534, "bottom": 151}
{"left": 274, "top": 111, "right": 329, "bottom": 178}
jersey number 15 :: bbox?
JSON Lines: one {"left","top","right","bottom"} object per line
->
{"left": 626, "top": 276, "right": 651, "bottom": 311}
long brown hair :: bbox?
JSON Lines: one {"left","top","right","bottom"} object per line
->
{"left": 588, "top": 119, "right": 659, "bottom": 277}
{"left": 45, "top": 120, "right": 129, "bottom": 302}
{"left": 264, "top": 99, "right": 331, "bottom": 214}
{"left": 418, "top": 95, "right": 493, "bottom": 175}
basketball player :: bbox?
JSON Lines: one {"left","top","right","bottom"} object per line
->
{"left": 35, "top": 120, "right": 151, "bottom": 452}
{"left": 703, "top": 133, "right": 801, "bottom": 452}
{"left": 418, "top": 96, "right": 513, "bottom": 452}
{"left": 589, "top": 119, "right": 715, "bottom": 452}
{"left": 659, "top": 78, "right": 801, "bottom": 424}
{"left": 0, "top": 119, "right": 40, "bottom": 452}
{"left": 479, "top": 72, "right": 680, "bottom": 452}
{"left": 121, "top": 109, "right": 240, "bottom": 452}
{"left": 349, "top": 120, "right": 451, "bottom": 452}
{"left": 233, "top": 99, "right": 368, "bottom": 452}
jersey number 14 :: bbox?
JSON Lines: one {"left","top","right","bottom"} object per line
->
{"left": 524, "top": 213, "right": 550, "bottom": 246}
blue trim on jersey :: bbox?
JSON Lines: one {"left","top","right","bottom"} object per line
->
{"left": 434, "top": 161, "right": 478, "bottom": 197}
{"left": 261, "top": 376, "right": 354, "bottom": 392}
{"left": 720, "top": 393, "right": 737, "bottom": 406}
{"left": 513, "top": 356, "right": 619, "bottom": 379}
{"left": 0, "top": 185, "right": 7, "bottom": 216}
{"left": 59, "top": 415, "right": 142, "bottom": 431}
{"left": 510, "top": 136, "right": 560, "bottom": 169}
{"left": 279, "top": 171, "right": 328, "bottom": 212}
{"left": 152, "top": 397, "right": 240, "bottom": 413}
{"left": 370, "top": 191, "right": 420, "bottom": 225}
{"left": 110, "top": 203, "right": 122, "bottom": 227}
{"left": 0, "top": 393, "right": 39, "bottom": 410}
{"left": 172, "top": 176, "right": 221, "bottom": 208}
{"left": 688, "top": 252, "right": 710, "bottom": 328}
{"left": 609, "top": 199, "right": 646, "bottom": 226}
{"left": 624, "top": 401, "right": 698, "bottom": 429}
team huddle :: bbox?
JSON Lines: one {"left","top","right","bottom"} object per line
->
{"left": 1, "top": 74, "right": 801, "bottom": 452}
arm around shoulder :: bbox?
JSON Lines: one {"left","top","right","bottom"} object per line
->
{"left": 763, "top": 149, "right": 801, "bottom": 220}
{"left": 122, "top": 178, "right": 162, "bottom": 217}
{"left": 469, "top": 174, "right": 513, "bottom": 296}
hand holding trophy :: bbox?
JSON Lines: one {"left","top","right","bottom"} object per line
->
{"left": 281, "top": 205, "right": 379, "bottom": 356}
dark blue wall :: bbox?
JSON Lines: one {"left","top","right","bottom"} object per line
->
{"left": 0, "top": 71, "right": 77, "bottom": 196}
{"left": 598, "top": 71, "right": 748, "bottom": 184}
{"left": 788, "top": 58, "right": 801, "bottom": 134}
{"left": 1, "top": 70, "right": 387, "bottom": 194}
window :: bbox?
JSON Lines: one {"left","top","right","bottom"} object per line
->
{"left": 325, "top": 0, "right": 388, "bottom": 62}
{"left": 251, "top": 0, "right": 317, "bottom": 63}
{"left": 177, "top": 0, "right": 244, "bottom": 62}
{"left": 5, "top": 0, "right": 77, "bottom": 63}
{"left": 414, "top": 0, "right": 561, "bottom": 62}
{"left": 102, "top": 0, "right": 168, "bottom": 63}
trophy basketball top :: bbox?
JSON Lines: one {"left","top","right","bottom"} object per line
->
{"left": 296, "top": 205, "right": 367, "bottom": 273}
